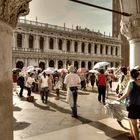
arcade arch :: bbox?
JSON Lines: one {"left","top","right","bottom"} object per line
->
{"left": 17, "top": 33, "right": 22, "bottom": 48}
{"left": 29, "top": 35, "right": 34, "bottom": 49}
{"left": 49, "top": 60, "right": 55, "bottom": 67}
{"left": 39, "top": 36, "right": 44, "bottom": 50}
{"left": 58, "top": 60, "right": 63, "bottom": 69}
{"left": 16, "top": 61, "right": 24, "bottom": 69}
{"left": 39, "top": 62, "right": 45, "bottom": 70}
{"left": 74, "top": 61, "right": 79, "bottom": 70}
{"left": 81, "top": 61, "right": 85, "bottom": 67}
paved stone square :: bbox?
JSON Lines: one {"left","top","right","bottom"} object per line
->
{"left": 13, "top": 82, "right": 129, "bottom": 140}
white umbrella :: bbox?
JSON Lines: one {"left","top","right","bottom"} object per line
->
{"left": 93, "top": 62, "right": 110, "bottom": 69}
{"left": 43, "top": 69, "right": 54, "bottom": 74}
{"left": 27, "top": 68, "right": 35, "bottom": 73}
{"left": 58, "top": 68, "right": 68, "bottom": 73}
{"left": 35, "top": 67, "right": 42, "bottom": 71}
{"left": 46, "top": 67, "right": 57, "bottom": 72}
{"left": 89, "top": 69, "right": 99, "bottom": 74}
{"left": 27, "top": 66, "right": 34, "bottom": 70}
{"left": 108, "top": 67, "right": 117, "bottom": 70}
{"left": 43, "top": 67, "right": 57, "bottom": 74}
{"left": 12, "top": 68, "right": 21, "bottom": 72}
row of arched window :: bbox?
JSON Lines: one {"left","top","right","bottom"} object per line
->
{"left": 17, "top": 33, "right": 118, "bottom": 55}
{"left": 16, "top": 60, "right": 115, "bottom": 70}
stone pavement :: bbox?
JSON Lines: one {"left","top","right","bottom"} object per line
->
{"left": 13, "top": 82, "right": 129, "bottom": 140}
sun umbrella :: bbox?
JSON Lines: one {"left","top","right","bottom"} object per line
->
{"left": 107, "top": 67, "right": 117, "bottom": 70}
{"left": 27, "top": 68, "right": 35, "bottom": 73}
{"left": 89, "top": 69, "right": 99, "bottom": 74}
{"left": 46, "top": 67, "right": 56, "bottom": 72}
{"left": 77, "top": 68, "right": 88, "bottom": 73}
{"left": 93, "top": 62, "right": 110, "bottom": 69}
{"left": 12, "top": 68, "right": 21, "bottom": 72}
{"left": 58, "top": 68, "right": 68, "bottom": 73}
{"left": 27, "top": 66, "right": 34, "bottom": 70}
{"left": 43, "top": 67, "right": 56, "bottom": 74}
{"left": 35, "top": 67, "right": 42, "bottom": 71}
{"left": 43, "top": 69, "right": 54, "bottom": 74}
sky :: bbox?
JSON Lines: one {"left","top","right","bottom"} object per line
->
{"left": 26, "top": 0, "right": 112, "bottom": 35}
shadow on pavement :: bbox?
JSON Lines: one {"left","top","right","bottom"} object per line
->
{"left": 33, "top": 100, "right": 56, "bottom": 112}
{"left": 47, "top": 101, "right": 71, "bottom": 114}
{"left": 13, "top": 117, "right": 30, "bottom": 131}
{"left": 13, "top": 105, "right": 22, "bottom": 111}
{"left": 89, "top": 121, "right": 128, "bottom": 140}
{"left": 76, "top": 115, "right": 128, "bottom": 140}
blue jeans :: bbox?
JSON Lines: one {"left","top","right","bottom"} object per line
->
{"left": 41, "top": 87, "right": 48, "bottom": 102}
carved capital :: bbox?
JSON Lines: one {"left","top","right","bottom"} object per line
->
{"left": 120, "top": 14, "right": 140, "bottom": 40}
{"left": 0, "top": 0, "right": 31, "bottom": 28}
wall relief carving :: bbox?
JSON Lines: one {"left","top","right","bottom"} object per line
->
{"left": 120, "top": 15, "right": 140, "bottom": 40}
{"left": 0, "top": 0, "right": 31, "bottom": 28}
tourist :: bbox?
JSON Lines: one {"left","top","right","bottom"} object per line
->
{"left": 115, "top": 66, "right": 130, "bottom": 97}
{"left": 89, "top": 73, "right": 96, "bottom": 90}
{"left": 64, "top": 65, "right": 81, "bottom": 118}
{"left": 25, "top": 73, "right": 36, "bottom": 96}
{"left": 17, "top": 72, "right": 25, "bottom": 97}
{"left": 54, "top": 77, "right": 62, "bottom": 100}
{"left": 12, "top": 71, "right": 18, "bottom": 94}
{"left": 117, "top": 69, "right": 140, "bottom": 140}
{"left": 39, "top": 72, "right": 49, "bottom": 104}
{"left": 97, "top": 69, "right": 107, "bottom": 105}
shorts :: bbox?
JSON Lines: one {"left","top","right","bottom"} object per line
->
{"left": 128, "top": 105, "right": 140, "bottom": 119}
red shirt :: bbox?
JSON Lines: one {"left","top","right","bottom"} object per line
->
{"left": 98, "top": 74, "right": 107, "bottom": 86}
{"left": 13, "top": 75, "right": 17, "bottom": 83}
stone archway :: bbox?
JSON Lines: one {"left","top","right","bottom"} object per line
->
{"left": 16, "top": 61, "right": 24, "bottom": 69}
{"left": 39, "top": 62, "right": 45, "bottom": 70}
{"left": 81, "top": 61, "right": 85, "bottom": 67}
{"left": 74, "top": 61, "right": 78, "bottom": 70}
{"left": 49, "top": 60, "right": 55, "bottom": 67}
{"left": 58, "top": 60, "right": 63, "bottom": 69}
{"left": 88, "top": 61, "right": 92, "bottom": 70}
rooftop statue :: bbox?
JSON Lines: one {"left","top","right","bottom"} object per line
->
{"left": 0, "top": 0, "right": 31, "bottom": 28}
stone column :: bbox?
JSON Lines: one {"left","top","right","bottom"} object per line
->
{"left": 97, "top": 44, "right": 100, "bottom": 55}
{"left": 24, "top": 34, "right": 29, "bottom": 50}
{"left": 0, "top": 1, "right": 31, "bottom": 140}
{"left": 71, "top": 40, "right": 75, "bottom": 53}
{"left": 55, "top": 59, "right": 58, "bottom": 69}
{"left": 13, "top": 32, "right": 17, "bottom": 48}
{"left": 0, "top": 23, "right": 13, "bottom": 140}
{"left": 62, "top": 39, "right": 66, "bottom": 52}
{"left": 85, "top": 42, "right": 88, "bottom": 54}
{"left": 55, "top": 37, "right": 58, "bottom": 50}
{"left": 103, "top": 44, "right": 106, "bottom": 55}
{"left": 44, "top": 36, "right": 49, "bottom": 52}
{"left": 91, "top": 43, "right": 95, "bottom": 55}
{"left": 120, "top": 0, "right": 140, "bottom": 68}
{"left": 78, "top": 41, "right": 81, "bottom": 53}
{"left": 34, "top": 34, "right": 39, "bottom": 51}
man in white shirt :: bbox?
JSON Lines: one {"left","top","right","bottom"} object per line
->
{"left": 64, "top": 65, "right": 81, "bottom": 118}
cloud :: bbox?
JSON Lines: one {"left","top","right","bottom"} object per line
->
{"left": 27, "top": 0, "right": 112, "bottom": 34}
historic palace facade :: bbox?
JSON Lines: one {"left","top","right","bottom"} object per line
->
{"left": 12, "top": 19, "right": 122, "bottom": 70}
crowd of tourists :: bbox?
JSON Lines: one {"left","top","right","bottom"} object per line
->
{"left": 12, "top": 64, "right": 140, "bottom": 140}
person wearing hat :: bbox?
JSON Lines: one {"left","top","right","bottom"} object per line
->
{"left": 64, "top": 65, "right": 81, "bottom": 118}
